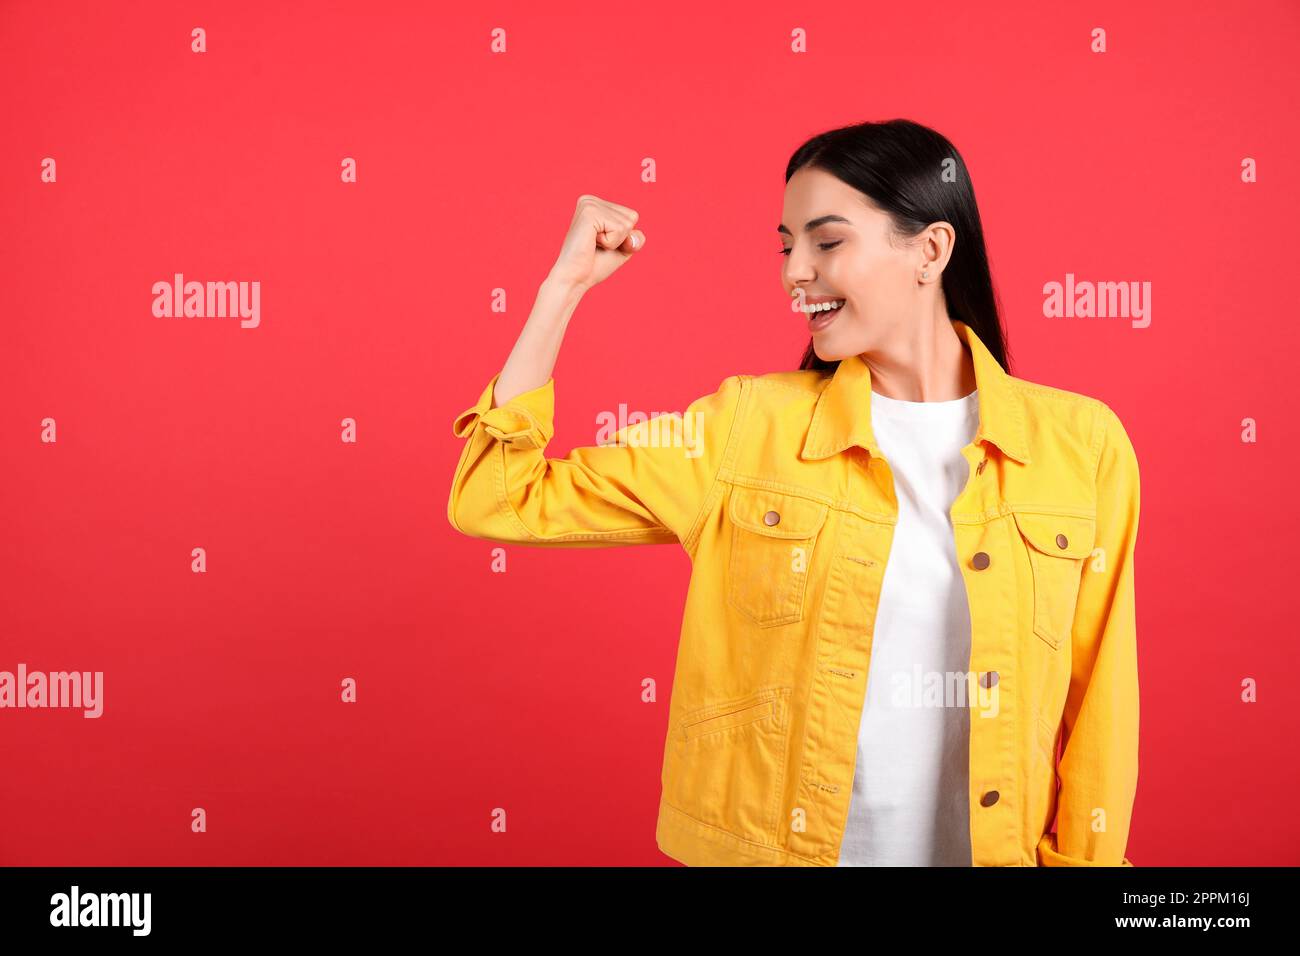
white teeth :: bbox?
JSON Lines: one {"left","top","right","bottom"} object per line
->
{"left": 800, "top": 299, "right": 845, "bottom": 314}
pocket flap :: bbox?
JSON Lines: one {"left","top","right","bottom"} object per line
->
{"left": 1012, "top": 510, "right": 1096, "bottom": 560}
{"left": 728, "top": 486, "right": 829, "bottom": 538}
{"left": 678, "top": 687, "right": 790, "bottom": 740}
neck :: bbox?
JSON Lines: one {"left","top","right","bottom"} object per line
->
{"left": 861, "top": 315, "right": 975, "bottom": 402}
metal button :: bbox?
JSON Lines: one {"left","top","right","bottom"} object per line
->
{"left": 980, "top": 790, "right": 1000, "bottom": 807}
{"left": 971, "top": 551, "right": 990, "bottom": 570}
{"left": 763, "top": 510, "right": 780, "bottom": 526}
{"left": 980, "top": 671, "right": 998, "bottom": 689}
{"left": 1055, "top": 533, "right": 1068, "bottom": 549}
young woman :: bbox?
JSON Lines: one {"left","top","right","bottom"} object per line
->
{"left": 449, "top": 119, "right": 1141, "bottom": 867}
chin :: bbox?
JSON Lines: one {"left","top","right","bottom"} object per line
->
{"left": 811, "top": 333, "right": 861, "bottom": 364}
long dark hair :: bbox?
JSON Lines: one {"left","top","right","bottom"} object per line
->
{"left": 786, "top": 119, "right": 1011, "bottom": 374}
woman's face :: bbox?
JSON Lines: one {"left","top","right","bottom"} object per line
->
{"left": 779, "top": 166, "right": 929, "bottom": 362}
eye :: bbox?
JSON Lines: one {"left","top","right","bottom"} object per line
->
{"left": 778, "top": 240, "right": 843, "bottom": 257}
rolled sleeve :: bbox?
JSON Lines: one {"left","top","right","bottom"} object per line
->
{"left": 1037, "top": 832, "right": 1134, "bottom": 867}
{"left": 452, "top": 372, "right": 555, "bottom": 450}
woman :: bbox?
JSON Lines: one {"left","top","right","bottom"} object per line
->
{"left": 448, "top": 119, "right": 1141, "bottom": 867}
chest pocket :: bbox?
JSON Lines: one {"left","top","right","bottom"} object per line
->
{"left": 726, "top": 485, "right": 829, "bottom": 628}
{"left": 1012, "top": 510, "right": 1097, "bottom": 650}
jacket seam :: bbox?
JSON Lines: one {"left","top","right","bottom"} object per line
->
{"left": 1089, "top": 403, "right": 1109, "bottom": 494}
{"left": 1044, "top": 400, "right": 1115, "bottom": 863}
{"left": 749, "top": 377, "right": 824, "bottom": 397}
{"left": 1010, "top": 380, "right": 1108, "bottom": 406}
{"left": 719, "top": 471, "right": 838, "bottom": 508}
{"left": 661, "top": 800, "right": 825, "bottom": 866}
{"left": 683, "top": 375, "right": 750, "bottom": 560}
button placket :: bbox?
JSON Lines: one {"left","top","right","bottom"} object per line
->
{"left": 966, "top": 510, "right": 1003, "bottom": 826}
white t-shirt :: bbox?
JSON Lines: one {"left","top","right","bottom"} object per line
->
{"left": 837, "top": 386, "right": 980, "bottom": 866}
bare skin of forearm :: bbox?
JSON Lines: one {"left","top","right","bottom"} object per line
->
{"left": 490, "top": 277, "right": 586, "bottom": 409}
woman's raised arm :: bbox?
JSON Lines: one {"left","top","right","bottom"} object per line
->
{"left": 448, "top": 196, "right": 746, "bottom": 552}
{"left": 491, "top": 194, "right": 646, "bottom": 408}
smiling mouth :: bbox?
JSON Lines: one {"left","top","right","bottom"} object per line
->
{"left": 795, "top": 296, "right": 845, "bottom": 313}
{"left": 803, "top": 300, "right": 845, "bottom": 330}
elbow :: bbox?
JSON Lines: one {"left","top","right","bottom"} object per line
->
{"left": 447, "top": 438, "right": 508, "bottom": 540}
{"left": 447, "top": 473, "right": 530, "bottom": 543}
{"left": 446, "top": 489, "right": 468, "bottom": 537}
{"left": 447, "top": 484, "right": 492, "bottom": 540}
{"left": 447, "top": 433, "right": 544, "bottom": 544}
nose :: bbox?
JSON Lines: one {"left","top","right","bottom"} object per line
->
{"left": 786, "top": 264, "right": 815, "bottom": 288}
{"left": 784, "top": 247, "right": 816, "bottom": 288}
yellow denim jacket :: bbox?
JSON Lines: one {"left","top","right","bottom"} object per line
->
{"left": 448, "top": 319, "right": 1140, "bottom": 867}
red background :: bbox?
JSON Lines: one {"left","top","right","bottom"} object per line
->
{"left": 2, "top": 0, "right": 1297, "bottom": 865}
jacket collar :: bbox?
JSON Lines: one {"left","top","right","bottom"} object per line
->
{"left": 799, "top": 319, "right": 1032, "bottom": 465}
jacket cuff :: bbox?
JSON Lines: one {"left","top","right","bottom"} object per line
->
{"left": 1036, "top": 832, "right": 1134, "bottom": 867}
{"left": 451, "top": 372, "right": 556, "bottom": 450}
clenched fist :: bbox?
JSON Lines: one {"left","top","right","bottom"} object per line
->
{"left": 546, "top": 194, "right": 646, "bottom": 293}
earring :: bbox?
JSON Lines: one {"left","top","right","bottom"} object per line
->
{"left": 921, "top": 271, "right": 929, "bottom": 279}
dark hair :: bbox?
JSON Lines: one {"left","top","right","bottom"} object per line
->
{"left": 786, "top": 118, "right": 1011, "bottom": 374}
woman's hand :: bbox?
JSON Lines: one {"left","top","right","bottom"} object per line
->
{"left": 546, "top": 194, "right": 646, "bottom": 294}
{"left": 488, "top": 196, "right": 644, "bottom": 409}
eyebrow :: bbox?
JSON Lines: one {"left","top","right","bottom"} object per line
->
{"left": 776, "top": 214, "right": 852, "bottom": 236}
